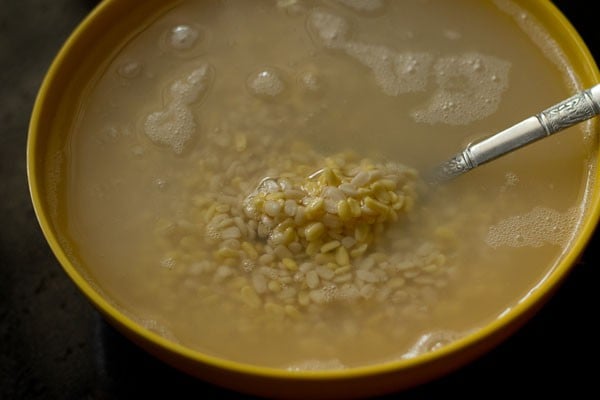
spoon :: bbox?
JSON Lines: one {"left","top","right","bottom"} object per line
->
{"left": 432, "top": 84, "right": 600, "bottom": 183}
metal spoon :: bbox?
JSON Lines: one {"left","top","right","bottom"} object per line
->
{"left": 432, "top": 84, "right": 600, "bottom": 183}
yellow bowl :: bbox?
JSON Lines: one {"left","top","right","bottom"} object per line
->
{"left": 27, "top": 1, "right": 600, "bottom": 399}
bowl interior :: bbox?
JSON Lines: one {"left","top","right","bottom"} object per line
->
{"left": 28, "top": 0, "right": 600, "bottom": 398}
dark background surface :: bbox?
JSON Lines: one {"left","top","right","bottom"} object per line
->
{"left": 1, "top": 1, "right": 598, "bottom": 399}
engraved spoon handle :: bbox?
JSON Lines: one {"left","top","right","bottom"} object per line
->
{"left": 434, "top": 84, "right": 600, "bottom": 182}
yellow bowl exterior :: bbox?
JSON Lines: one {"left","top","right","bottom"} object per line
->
{"left": 27, "top": 1, "right": 600, "bottom": 398}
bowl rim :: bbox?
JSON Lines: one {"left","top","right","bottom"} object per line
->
{"left": 27, "top": 0, "right": 600, "bottom": 386}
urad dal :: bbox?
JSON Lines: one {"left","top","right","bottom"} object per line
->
{"left": 59, "top": 0, "right": 596, "bottom": 369}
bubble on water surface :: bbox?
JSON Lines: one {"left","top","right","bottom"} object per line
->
{"left": 307, "top": 9, "right": 432, "bottom": 96}
{"left": 205, "top": 223, "right": 223, "bottom": 241}
{"left": 169, "top": 64, "right": 213, "bottom": 103}
{"left": 117, "top": 61, "right": 142, "bottom": 79}
{"left": 154, "top": 178, "right": 168, "bottom": 191}
{"left": 131, "top": 145, "right": 145, "bottom": 156}
{"left": 485, "top": 206, "right": 578, "bottom": 248}
{"left": 242, "top": 259, "right": 255, "bottom": 272}
{"left": 165, "top": 24, "right": 200, "bottom": 50}
{"left": 344, "top": 43, "right": 433, "bottom": 95}
{"left": 307, "top": 9, "right": 350, "bottom": 48}
{"left": 336, "top": 0, "right": 384, "bottom": 12}
{"left": 411, "top": 52, "right": 511, "bottom": 125}
{"left": 137, "top": 318, "right": 179, "bottom": 343}
{"left": 143, "top": 64, "right": 213, "bottom": 154}
{"left": 500, "top": 171, "right": 519, "bottom": 192}
{"left": 277, "top": 0, "right": 306, "bottom": 16}
{"left": 298, "top": 70, "right": 321, "bottom": 92}
{"left": 443, "top": 29, "right": 462, "bottom": 40}
{"left": 286, "top": 358, "right": 346, "bottom": 371}
{"left": 160, "top": 256, "right": 176, "bottom": 270}
{"left": 144, "top": 102, "right": 196, "bottom": 154}
{"left": 247, "top": 69, "right": 285, "bottom": 97}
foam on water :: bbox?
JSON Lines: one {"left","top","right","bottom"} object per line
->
{"left": 308, "top": 9, "right": 432, "bottom": 96}
{"left": 336, "top": 0, "right": 384, "bottom": 12}
{"left": 485, "top": 206, "right": 578, "bottom": 248}
{"left": 242, "top": 259, "right": 255, "bottom": 272}
{"left": 276, "top": 0, "right": 306, "bottom": 17}
{"left": 154, "top": 178, "right": 168, "bottom": 191}
{"left": 131, "top": 145, "right": 145, "bottom": 156}
{"left": 138, "top": 317, "right": 179, "bottom": 342}
{"left": 286, "top": 358, "right": 346, "bottom": 371}
{"left": 117, "top": 61, "right": 142, "bottom": 79}
{"left": 299, "top": 71, "right": 321, "bottom": 91}
{"left": 307, "top": 9, "right": 511, "bottom": 123}
{"left": 169, "top": 65, "right": 212, "bottom": 103}
{"left": 411, "top": 53, "right": 510, "bottom": 125}
{"left": 144, "top": 64, "right": 212, "bottom": 154}
{"left": 160, "top": 255, "right": 176, "bottom": 269}
{"left": 344, "top": 44, "right": 433, "bottom": 95}
{"left": 499, "top": 171, "right": 519, "bottom": 192}
{"left": 247, "top": 68, "right": 286, "bottom": 97}
{"left": 144, "top": 102, "right": 196, "bottom": 154}
{"left": 307, "top": 9, "right": 350, "bottom": 49}
{"left": 443, "top": 29, "right": 462, "bottom": 40}
{"left": 165, "top": 24, "right": 200, "bottom": 50}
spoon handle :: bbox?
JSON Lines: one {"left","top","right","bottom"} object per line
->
{"left": 434, "top": 84, "right": 600, "bottom": 182}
